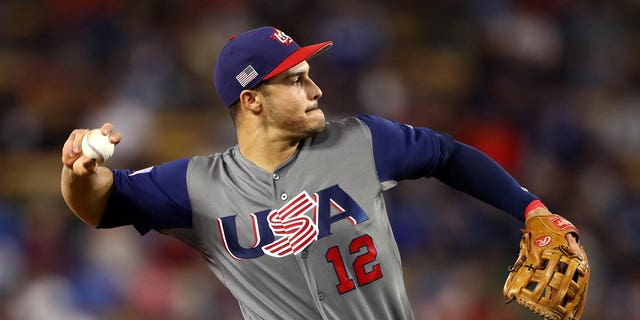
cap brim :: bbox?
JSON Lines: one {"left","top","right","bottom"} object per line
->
{"left": 263, "top": 41, "right": 333, "bottom": 80}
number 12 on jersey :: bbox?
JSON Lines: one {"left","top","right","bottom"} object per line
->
{"left": 325, "top": 234, "right": 383, "bottom": 294}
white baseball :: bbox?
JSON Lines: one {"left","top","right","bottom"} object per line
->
{"left": 81, "top": 129, "right": 115, "bottom": 162}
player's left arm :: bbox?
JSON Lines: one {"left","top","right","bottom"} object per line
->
{"left": 357, "top": 114, "right": 589, "bottom": 318}
{"left": 357, "top": 114, "right": 536, "bottom": 220}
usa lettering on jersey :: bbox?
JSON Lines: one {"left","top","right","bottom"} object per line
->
{"left": 217, "top": 185, "right": 369, "bottom": 260}
{"left": 262, "top": 192, "right": 319, "bottom": 257}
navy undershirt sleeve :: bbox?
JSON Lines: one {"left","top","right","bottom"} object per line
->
{"left": 99, "top": 158, "right": 193, "bottom": 234}
{"left": 432, "top": 142, "right": 538, "bottom": 221}
{"left": 356, "top": 114, "right": 537, "bottom": 220}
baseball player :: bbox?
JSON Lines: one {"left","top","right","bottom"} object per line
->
{"left": 61, "top": 26, "right": 589, "bottom": 319}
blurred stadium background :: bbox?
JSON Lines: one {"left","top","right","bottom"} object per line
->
{"left": 1, "top": 0, "right": 638, "bottom": 319}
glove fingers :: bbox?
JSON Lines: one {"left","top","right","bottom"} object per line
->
{"left": 504, "top": 214, "right": 590, "bottom": 320}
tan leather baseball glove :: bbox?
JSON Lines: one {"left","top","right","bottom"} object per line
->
{"left": 504, "top": 207, "right": 590, "bottom": 320}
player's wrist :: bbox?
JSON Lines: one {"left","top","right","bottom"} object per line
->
{"left": 523, "top": 200, "right": 550, "bottom": 222}
{"left": 523, "top": 200, "right": 581, "bottom": 240}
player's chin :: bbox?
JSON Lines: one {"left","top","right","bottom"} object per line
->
{"left": 301, "top": 113, "right": 326, "bottom": 138}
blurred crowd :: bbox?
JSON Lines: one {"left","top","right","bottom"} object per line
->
{"left": 1, "top": 0, "right": 639, "bottom": 319}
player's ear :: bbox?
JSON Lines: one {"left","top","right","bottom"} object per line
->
{"left": 239, "top": 89, "right": 262, "bottom": 114}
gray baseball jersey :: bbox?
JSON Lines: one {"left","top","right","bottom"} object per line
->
{"left": 100, "top": 114, "right": 536, "bottom": 319}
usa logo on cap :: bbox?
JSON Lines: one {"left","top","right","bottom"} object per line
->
{"left": 270, "top": 29, "right": 293, "bottom": 46}
{"left": 213, "top": 26, "right": 333, "bottom": 107}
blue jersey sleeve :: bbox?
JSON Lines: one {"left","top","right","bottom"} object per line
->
{"left": 356, "top": 114, "right": 537, "bottom": 220}
{"left": 356, "top": 114, "right": 454, "bottom": 181}
{"left": 99, "top": 158, "right": 193, "bottom": 234}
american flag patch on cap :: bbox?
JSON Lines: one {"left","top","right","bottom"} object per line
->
{"left": 236, "top": 65, "right": 258, "bottom": 87}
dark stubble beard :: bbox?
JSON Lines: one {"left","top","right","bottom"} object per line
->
{"left": 269, "top": 104, "right": 326, "bottom": 140}
{"left": 302, "top": 117, "right": 326, "bottom": 139}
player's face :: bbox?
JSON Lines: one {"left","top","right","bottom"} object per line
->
{"left": 259, "top": 61, "right": 325, "bottom": 140}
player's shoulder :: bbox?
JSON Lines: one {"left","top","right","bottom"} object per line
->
{"left": 188, "top": 145, "right": 258, "bottom": 175}
{"left": 304, "top": 116, "right": 373, "bottom": 150}
{"left": 159, "top": 145, "right": 238, "bottom": 170}
{"left": 323, "top": 114, "right": 403, "bottom": 138}
{"left": 317, "top": 116, "right": 367, "bottom": 138}
{"left": 327, "top": 114, "right": 398, "bottom": 128}
{"left": 189, "top": 146, "right": 235, "bottom": 166}
{"left": 323, "top": 115, "right": 373, "bottom": 134}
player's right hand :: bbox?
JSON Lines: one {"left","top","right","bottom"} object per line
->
{"left": 61, "top": 123, "right": 121, "bottom": 177}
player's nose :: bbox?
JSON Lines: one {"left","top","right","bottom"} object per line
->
{"left": 307, "top": 78, "right": 322, "bottom": 101}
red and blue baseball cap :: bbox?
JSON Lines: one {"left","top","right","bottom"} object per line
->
{"left": 214, "top": 26, "right": 333, "bottom": 107}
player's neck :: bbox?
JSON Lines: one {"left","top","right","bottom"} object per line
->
{"left": 237, "top": 129, "right": 300, "bottom": 173}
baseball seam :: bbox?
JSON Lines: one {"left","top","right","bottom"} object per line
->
{"left": 86, "top": 132, "right": 105, "bottom": 162}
